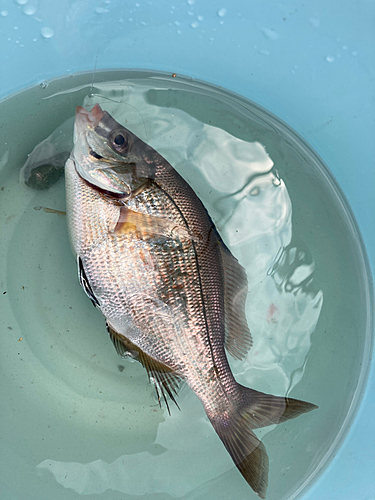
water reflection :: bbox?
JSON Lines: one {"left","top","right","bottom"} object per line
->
{"left": 37, "top": 407, "right": 230, "bottom": 496}
{"left": 191, "top": 117, "right": 323, "bottom": 397}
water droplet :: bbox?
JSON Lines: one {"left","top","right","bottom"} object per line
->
{"left": 95, "top": 7, "right": 109, "bottom": 14}
{"left": 197, "top": 15, "right": 204, "bottom": 21}
{"left": 188, "top": 10, "right": 193, "bottom": 15}
{"left": 250, "top": 187, "right": 260, "bottom": 196}
{"left": 309, "top": 18, "right": 320, "bottom": 28}
{"left": 104, "top": 0, "right": 111, "bottom": 3}
{"left": 32, "top": 38, "right": 37, "bottom": 42}
{"left": 135, "top": 2, "right": 140, "bottom": 6}
{"left": 38, "top": 81, "right": 48, "bottom": 89}
{"left": 259, "top": 49, "right": 270, "bottom": 56}
{"left": 262, "top": 28, "right": 278, "bottom": 40}
{"left": 191, "top": 21, "right": 199, "bottom": 28}
{"left": 41, "top": 27, "right": 54, "bottom": 39}
{"left": 15, "top": 0, "right": 29, "bottom": 5}
{"left": 0, "top": 10, "right": 9, "bottom": 16}
{"left": 14, "top": 26, "right": 19, "bottom": 30}
{"left": 326, "top": 55, "right": 334, "bottom": 63}
{"left": 140, "top": 21, "right": 147, "bottom": 25}
{"left": 217, "top": 8, "right": 227, "bottom": 17}
{"left": 187, "top": 0, "right": 195, "bottom": 4}
{"left": 342, "top": 45, "right": 348, "bottom": 50}
{"left": 129, "top": 17, "right": 133, "bottom": 22}
{"left": 23, "top": 5, "right": 36, "bottom": 15}
{"left": 174, "top": 20, "right": 180, "bottom": 26}
{"left": 351, "top": 51, "right": 358, "bottom": 56}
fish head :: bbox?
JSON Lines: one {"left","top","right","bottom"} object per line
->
{"left": 71, "top": 104, "right": 155, "bottom": 198}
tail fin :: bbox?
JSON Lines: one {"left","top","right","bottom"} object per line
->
{"left": 208, "top": 387, "right": 317, "bottom": 499}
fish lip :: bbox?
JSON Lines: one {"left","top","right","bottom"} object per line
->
{"left": 75, "top": 103, "right": 105, "bottom": 130}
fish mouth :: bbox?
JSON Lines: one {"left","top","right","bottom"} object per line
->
{"left": 75, "top": 103, "right": 105, "bottom": 131}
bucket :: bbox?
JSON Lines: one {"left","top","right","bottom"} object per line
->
{"left": 0, "top": 2, "right": 374, "bottom": 499}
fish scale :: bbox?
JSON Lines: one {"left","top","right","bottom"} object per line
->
{"left": 67, "top": 159, "right": 230, "bottom": 400}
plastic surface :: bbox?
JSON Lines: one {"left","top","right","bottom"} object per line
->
{"left": 1, "top": 1, "right": 374, "bottom": 498}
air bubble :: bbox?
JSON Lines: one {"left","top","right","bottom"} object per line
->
{"left": 326, "top": 55, "right": 334, "bottom": 63}
{"left": 217, "top": 8, "right": 227, "bottom": 17}
{"left": 0, "top": 10, "right": 9, "bottom": 16}
{"left": 191, "top": 21, "right": 198, "bottom": 28}
{"left": 15, "top": 0, "right": 29, "bottom": 5}
{"left": 38, "top": 81, "right": 49, "bottom": 89}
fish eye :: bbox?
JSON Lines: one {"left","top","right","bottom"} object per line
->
{"left": 109, "top": 128, "right": 133, "bottom": 155}
{"left": 111, "top": 130, "right": 131, "bottom": 153}
{"left": 114, "top": 134, "right": 125, "bottom": 146}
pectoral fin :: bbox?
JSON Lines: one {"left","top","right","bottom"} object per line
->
{"left": 113, "top": 206, "right": 196, "bottom": 241}
{"left": 106, "top": 323, "right": 182, "bottom": 414}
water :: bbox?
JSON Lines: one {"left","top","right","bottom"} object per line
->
{"left": 40, "top": 26, "right": 54, "bottom": 39}
{"left": 0, "top": 70, "right": 372, "bottom": 500}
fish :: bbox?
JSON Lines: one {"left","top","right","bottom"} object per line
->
{"left": 65, "top": 103, "right": 317, "bottom": 499}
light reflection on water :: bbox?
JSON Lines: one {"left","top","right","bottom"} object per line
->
{"left": 31, "top": 82, "right": 322, "bottom": 497}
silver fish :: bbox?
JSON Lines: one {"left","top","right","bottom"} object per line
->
{"left": 65, "top": 104, "right": 317, "bottom": 498}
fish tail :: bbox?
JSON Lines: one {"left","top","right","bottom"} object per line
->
{"left": 208, "top": 387, "right": 317, "bottom": 499}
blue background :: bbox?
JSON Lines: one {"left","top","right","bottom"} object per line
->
{"left": 1, "top": 0, "right": 374, "bottom": 498}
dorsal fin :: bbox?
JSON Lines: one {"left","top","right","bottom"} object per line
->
{"left": 106, "top": 323, "right": 182, "bottom": 414}
{"left": 219, "top": 243, "right": 252, "bottom": 360}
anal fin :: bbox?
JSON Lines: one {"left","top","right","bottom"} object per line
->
{"left": 106, "top": 323, "right": 182, "bottom": 414}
